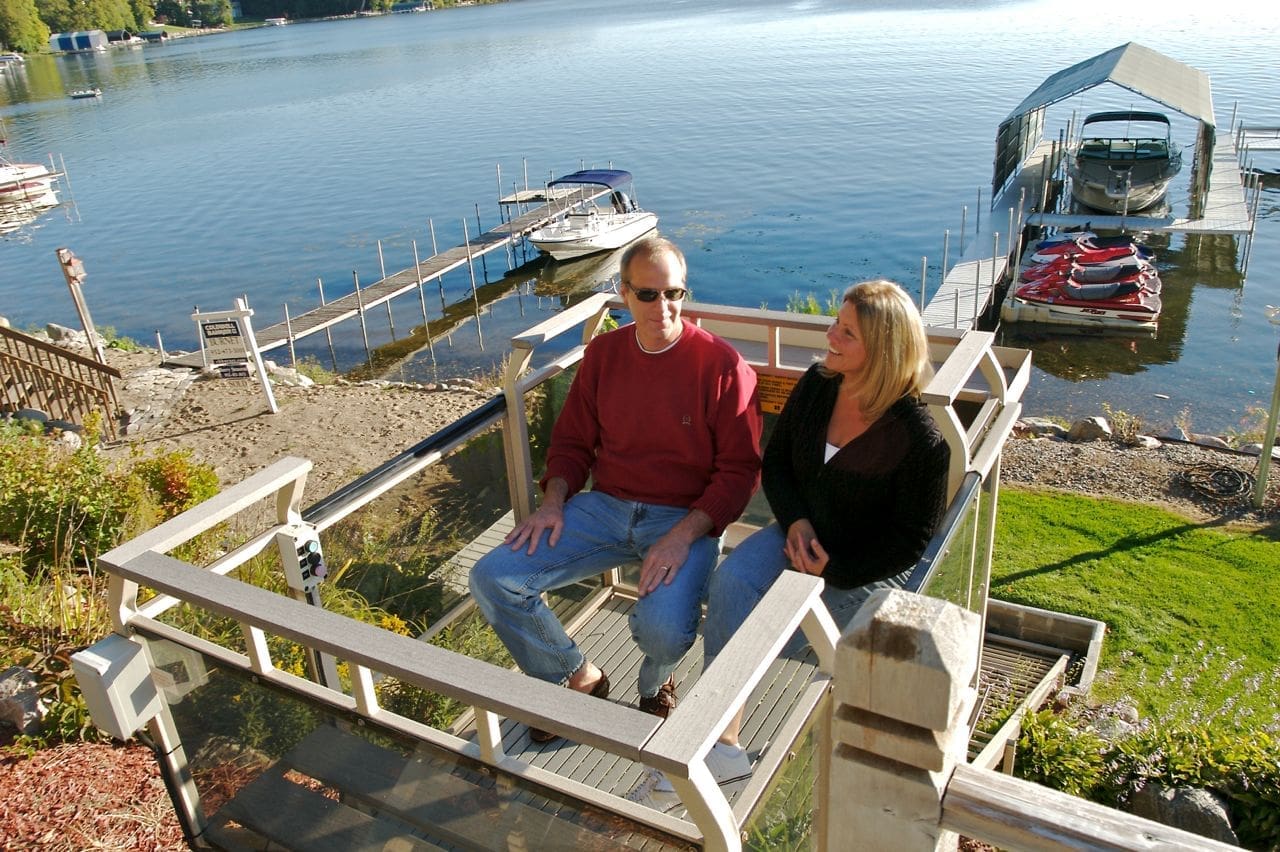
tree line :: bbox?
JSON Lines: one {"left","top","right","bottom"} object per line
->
{"left": 2, "top": 0, "right": 484, "bottom": 55}
{"left": 1, "top": 0, "right": 488, "bottom": 54}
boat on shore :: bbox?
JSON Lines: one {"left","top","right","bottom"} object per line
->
{"left": 69, "top": 87, "right": 103, "bottom": 99}
{"left": 527, "top": 169, "right": 658, "bottom": 260}
{"left": 1066, "top": 111, "right": 1182, "bottom": 213}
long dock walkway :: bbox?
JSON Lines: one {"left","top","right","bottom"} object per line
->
{"left": 167, "top": 182, "right": 606, "bottom": 369}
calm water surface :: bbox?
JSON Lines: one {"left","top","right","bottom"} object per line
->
{"left": 2, "top": 0, "right": 1278, "bottom": 433}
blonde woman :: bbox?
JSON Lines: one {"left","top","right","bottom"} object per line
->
{"left": 636, "top": 280, "right": 950, "bottom": 803}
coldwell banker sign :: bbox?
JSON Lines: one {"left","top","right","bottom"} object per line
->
{"left": 191, "top": 298, "right": 278, "bottom": 414}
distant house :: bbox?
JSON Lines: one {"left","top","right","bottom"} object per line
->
{"left": 48, "top": 30, "right": 109, "bottom": 53}
{"left": 138, "top": 31, "right": 169, "bottom": 43}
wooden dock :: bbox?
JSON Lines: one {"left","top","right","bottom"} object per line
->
{"left": 925, "top": 124, "right": 1261, "bottom": 332}
{"left": 167, "top": 181, "right": 609, "bottom": 369}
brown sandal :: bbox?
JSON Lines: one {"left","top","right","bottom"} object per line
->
{"left": 529, "top": 672, "right": 611, "bottom": 743}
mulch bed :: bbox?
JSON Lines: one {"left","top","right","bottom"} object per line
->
{"left": 0, "top": 740, "right": 185, "bottom": 850}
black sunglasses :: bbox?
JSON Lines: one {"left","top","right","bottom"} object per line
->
{"left": 626, "top": 283, "right": 689, "bottom": 303}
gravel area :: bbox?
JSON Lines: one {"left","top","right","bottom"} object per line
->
{"left": 1001, "top": 433, "right": 1280, "bottom": 525}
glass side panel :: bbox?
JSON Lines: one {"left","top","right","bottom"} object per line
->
{"left": 742, "top": 706, "right": 822, "bottom": 851}
{"left": 916, "top": 482, "right": 985, "bottom": 615}
{"left": 141, "top": 633, "right": 692, "bottom": 851}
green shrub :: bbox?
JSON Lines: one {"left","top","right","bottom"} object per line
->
{"left": 294, "top": 355, "right": 337, "bottom": 385}
{"left": 1017, "top": 708, "right": 1280, "bottom": 850}
{"left": 0, "top": 425, "right": 221, "bottom": 749}
{"left": 783, "top": 290, "right": 841, "bottom": 316}
{"left": 1016, "top": 708, "right": 1109, "bottom": 799}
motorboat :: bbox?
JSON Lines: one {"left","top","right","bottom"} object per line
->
{"left": 69, "top": 87, "right": 102, "bottom": 99}
{"left": 0, "top": 155, "right": 56, "bottom": 203}
{"left": 527, "top": 169, "right": 658, "bottom": 260}
{"left": 1066, "top": 111, "right": 1182, "bottom": 213}
{"left": 0, "top": 178, "right": 54, "bottom": 203}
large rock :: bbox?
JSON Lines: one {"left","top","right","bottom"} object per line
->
{"left": 1130, "top": 783, "right": 1239, "bottom": 846}
{"left": 0, "top": 666, "right": 45, "bottom": 734}
{"left": 1189, "top": 433, "right": 1231, "bottom": 450}
{"left": 1067, "top": 416, "right": 1112, "bottom": 442}
{"left": 1016, "top": 417, "right": 1066, "bottom": 439}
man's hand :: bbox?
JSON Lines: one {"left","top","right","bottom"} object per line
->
{"left": 637, "top": 508, "right": 714, "bottom": 597}
{"left": 638, "top": 535, "right": 692, "bottom": 596}
{"left": 784, "top": 518, "right": 828, "bottom": 576}
{"left": 505, "top": 478, "right": 569, "bottom": 555}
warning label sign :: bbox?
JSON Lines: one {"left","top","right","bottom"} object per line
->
{"left": 756, "top": 373, "right": 798, "bottom": 415}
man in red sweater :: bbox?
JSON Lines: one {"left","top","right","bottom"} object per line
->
{"left": 469, "top": 236, "right": 762, "bottom": 741}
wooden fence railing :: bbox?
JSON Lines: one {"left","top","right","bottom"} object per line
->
{"left": 0, "top": 325, "right": 122, "bottom": 439}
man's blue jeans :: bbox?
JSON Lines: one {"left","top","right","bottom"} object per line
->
{"left": 469, "top": 491, "right": 718, "bottom": 698}
{"left": 702, "top": 523, "right": 912, "bottom": 665}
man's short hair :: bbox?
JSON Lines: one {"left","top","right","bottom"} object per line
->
{"left": 621, "top": 236, "right": 687, "bottom": 285}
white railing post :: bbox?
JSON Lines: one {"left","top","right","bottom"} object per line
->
{"left": 826, "top": 588, "right": 980, "bottom": 851}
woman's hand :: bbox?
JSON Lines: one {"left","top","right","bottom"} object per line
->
{"left": 784, "top": 519, "right": 829, "bottom": 576}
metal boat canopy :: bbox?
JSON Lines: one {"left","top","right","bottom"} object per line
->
{"left": 549, "top": 168, "right": 635, "bottom": 188}
{"left": 993, "top": 42, "right": 1215, "bottom": 195}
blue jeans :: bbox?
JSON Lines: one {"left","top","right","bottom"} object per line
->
{"left": 469, "top": 491, "right": 718, "bottom": 697}
{"left": 702, "top": 523, "right": 912, "bottom": 664}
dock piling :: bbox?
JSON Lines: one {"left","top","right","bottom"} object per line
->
{"left": 377, "top": 240, "right": 396, "bottom": 341}
{"left": 462, "top": 218, "right": 484, "bottom": 349}
{"left": 353, "top": 271, "right": 372, "bottom": 368}
{"left": 283, "top": 303, "right": 296, "bottom": 368}
{"left": 412, "top": 239, "right": 437, "bottom": 372}
{"left": 317, "top": 278, "right": 338, "bottom": 373}
{"left": 475, "top": 203, "right": 490, "bottom": 279}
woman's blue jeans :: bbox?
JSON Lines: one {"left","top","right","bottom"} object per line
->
{"left": 702, "top": 523, "right": 912, "bottom": 665}
{"left": 469, "top": 491, "right": 718, "bottom": 698}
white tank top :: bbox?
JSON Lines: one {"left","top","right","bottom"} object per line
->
{"left": 824, "top": 442, "right": 840, "bottom": 463}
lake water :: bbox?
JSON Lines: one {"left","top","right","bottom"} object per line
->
{"left": 2, "top": 0, "right": 1279, "bottom": 434}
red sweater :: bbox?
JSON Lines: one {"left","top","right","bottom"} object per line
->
{"left": 542, "top": 320, "right": 762, "bottom": 536}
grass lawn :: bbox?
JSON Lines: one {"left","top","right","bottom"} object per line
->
{"left": 992, "top": 487, "right": 1280, "bottom": 731}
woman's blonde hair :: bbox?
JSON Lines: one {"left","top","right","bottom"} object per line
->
{"left": 820, "top": 279, "right": 933, "bottom": 420}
